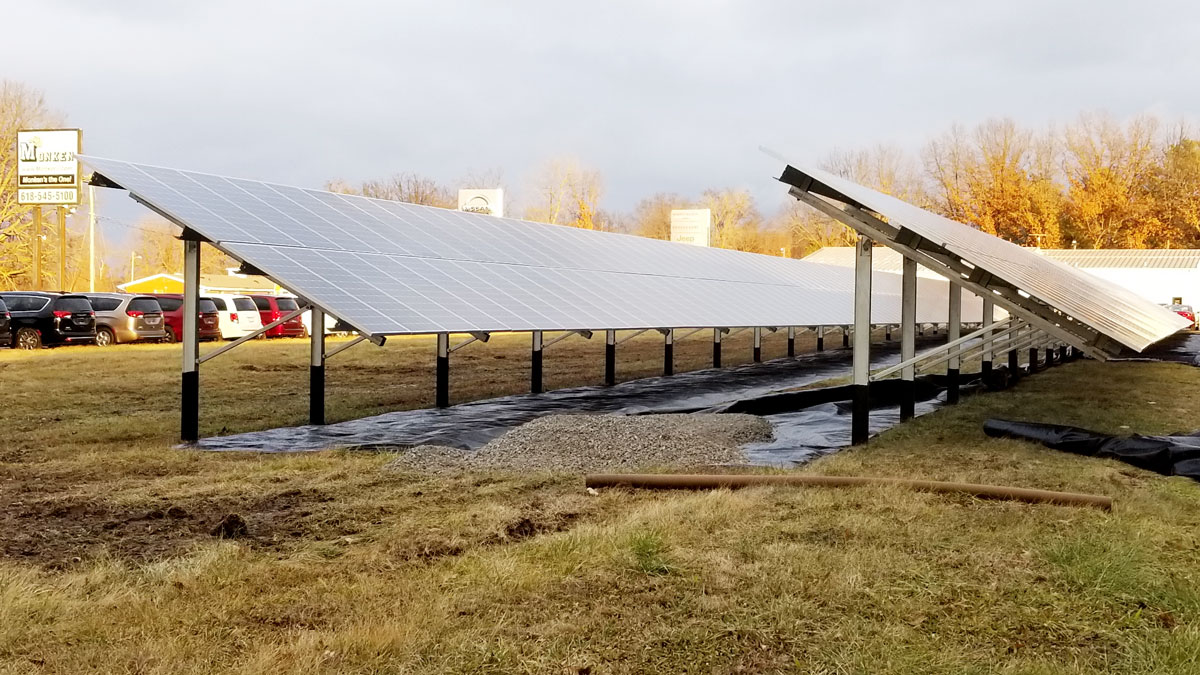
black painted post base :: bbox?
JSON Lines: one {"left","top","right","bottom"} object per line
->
{"left": 1058, "top": 345, "right": 1067, "bottom": 363}
{"left": 885, "top": 326, "right": 892, "bottom": 341}
{"left": 981, "top": 360, "right": 993, "bottom": 378}
{"left": 713, "top": 340, "right": 721, "bottom": 368}
{"left": 1029, "top": 347, "right": 1039, "bottom": 373}
{"left": 436, "top": 354, "right": 449, "bottom": 408}
{"left": 816, "top": 336, "right": 823, "bottom": 352}
{"left": 604, "top": 342, "right": 615, "bottom": 386}
{"left": 900, "top": 378, "right": 916, "bottom": 422}
{"left": 788, "top": 337, "right": 795, "bottom": 357}
{"left": 1045, "top": 347, "right": 1055, "bottom": 368}
{"left": 182, "top": 370, "right": 199, "bottom": 442}
{"left": 531, "top": 348, "right": 543, "bottom": 394}
{"left": 664, "top": 343, "right": 673, "bottom": 376}
{"left": 1008, "top": 350, "right": 1019, "bottom": 379}
{"left": 753, "top": 346, "right": 761, "bottom": 363}
{"left": 843, "top": 329, "right": 849, "bottom": 348}
{"left": 309, "top": 364, "right": 325, "bottom": 425}
{"left": 946, "top": 367, "right": 959, "bottom": 404}
{"left": 851, "top": 385, "right": 870, "bottom": 445}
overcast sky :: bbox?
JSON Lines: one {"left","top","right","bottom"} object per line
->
{"left": 8, "top": 0, "right": 1200, "bottom": 228}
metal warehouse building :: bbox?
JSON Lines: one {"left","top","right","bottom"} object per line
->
{"left": 808, "top": 247, "right": 1200, "bottom": 308}
{"left": 1038, "top": 249, "right": 1200, "bottom": 307}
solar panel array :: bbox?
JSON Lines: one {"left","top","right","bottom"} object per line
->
{"left": 778, "top": 162, "right": 1190, "bottom": 352}
{"left": 83, "top": 155, "right": 981, "bottom": 337}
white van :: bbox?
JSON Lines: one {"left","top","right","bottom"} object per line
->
{"left": 204, "top": 294, "right": 265, "bottom": 339}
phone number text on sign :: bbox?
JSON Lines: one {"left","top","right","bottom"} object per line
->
{"left": 19, "top": 188, "right": 79, "bottom": 204}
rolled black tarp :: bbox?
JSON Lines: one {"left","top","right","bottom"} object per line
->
{"left": 983, "top": 419, "right": 1200, "bottom": 481}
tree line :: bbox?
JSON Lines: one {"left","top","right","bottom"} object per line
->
{"left": 3, "top": 77, "right": 1199, "bottom": 292}
{"left": 329, "top": 114, "right": 1200, "bottom": 255}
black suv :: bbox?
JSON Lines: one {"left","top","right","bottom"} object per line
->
{"left": 0, "top": 292, "right": 97, "bottom": 349}
{"left": 0, "top": 296, "right": 11, "bottom": 347}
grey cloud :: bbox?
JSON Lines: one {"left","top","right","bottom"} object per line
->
{"left": 8, "top": 0, "right": 1200, "bottom": 219}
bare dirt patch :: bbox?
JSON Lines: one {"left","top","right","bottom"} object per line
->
{"left": 0, "top": 483, "right": 345, "bottom": 568}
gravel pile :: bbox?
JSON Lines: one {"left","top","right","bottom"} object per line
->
{"left": 383, "top": 413, "right": 771, "bottom": 474}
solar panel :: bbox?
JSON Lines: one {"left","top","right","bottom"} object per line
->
{"left": 778, "top": 162, "right": 1190, "bottom": 354}
{"left": 84, "top": 155, "right": 982, "bottom": 337}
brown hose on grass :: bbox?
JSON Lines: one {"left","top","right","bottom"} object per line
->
{"left": 584, "top": 473, "right": 1112, "bottom": 510}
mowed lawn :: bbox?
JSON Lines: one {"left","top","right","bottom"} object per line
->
{"left": 1, "top": 335, "right": 1200, "bottom": 674}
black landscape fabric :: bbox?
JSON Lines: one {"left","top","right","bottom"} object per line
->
{"left": 983, "top": 419, "right": 1200, "bottom": 481}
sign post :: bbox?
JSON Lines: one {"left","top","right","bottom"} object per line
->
{"left": 58, "top": 206, "right": 67, "bottom": 290}
{"left": 17, "top": 129, "right": 82, "bottom": 291}
{"left": 32, "top": 206, "right": 42, "bottom": 290}
{"left": 670, "top": 209, "right": 712, "bottom": 247}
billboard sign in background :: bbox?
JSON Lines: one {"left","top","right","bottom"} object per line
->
{"left": 670, "top": 208, "right": 712, "bottom": 247}
{"left": 17, "top": 128, "right": 82, "bottom": 205}
{"left": 458, "top": 188, "right": 504, "bottom": 217}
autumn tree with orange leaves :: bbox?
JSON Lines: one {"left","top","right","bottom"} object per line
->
{"left": 924, "top": 119, "right": 1063, "bottom": 247}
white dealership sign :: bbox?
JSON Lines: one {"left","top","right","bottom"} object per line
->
{"left": 670, "top": 208, "right": 712, "bottom": 247}
{"left": 458, "top": 188, "right": 504, "bottom": 217}
{"left": 17, "top": 128, "right": 82, "bottom": 205}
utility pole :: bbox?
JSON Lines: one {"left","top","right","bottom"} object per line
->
{"left": 58, "top": 205, "right": 67, "bottom": 290}
{"left": 88, "top": 185, "right": 96, "bottom": 292}
{"left": 32, "top": 206, "right": 42, "bottom": 291}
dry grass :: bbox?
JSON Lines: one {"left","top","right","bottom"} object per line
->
{"left": 2, "top": 336, "right": 1199, "bottom": 673}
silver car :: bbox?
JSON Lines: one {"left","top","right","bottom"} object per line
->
{"left": 83, "top": 293, "right": 167, "bottom": 346}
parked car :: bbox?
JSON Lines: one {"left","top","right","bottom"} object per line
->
{"left": 151, "top": 294, "right": 222, "bottom": 342}
{"left": 205, "top": 294, "right": 264, "bottom": 339}
{"left": 1167, "top": 303, "right": 1197, "bottom": 329}
{"left": 249, "top": 295, "right": 306, "bottom": 337}
{"left": 83, "top": 293, "right": 167, "bottom": 346}
{"left": 0, "top": 296, "right": 11, "bottom": 347}
{"left": 0, "top": 291, "right": 96, "bottom": 349}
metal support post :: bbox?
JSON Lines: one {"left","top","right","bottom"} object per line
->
{"left": 88, "top": 185, "right": 96, "bottom": 292}
{"left": 886, "top": 324, "right": 892, "bottom": 341}
{"left": 788, "top": 326, "right": 796, "bottom": 357}
{"left": 32, "top": 206, "right": 42, "bottom": 290}
{"left": 712, "top": 328, "right": 722, "bottom": 368}
{"left": 604, "top": 329, "right": 616, "bottom": 385}
{"left": 981, "top": 297, "right": 994, "bottom": 378}
{"left": 181, "top": 238, "right": 200, "bottom": 442}
{"left": 663, "top": 329, "right": 674, "bottom": 376}
{"left": 815, "top": 325, "right": 824, "bottom": 352}
{"left": 900, "top": 256, "right": 917, "bottom": 421}
{"left": 1029, "top": 344, "right": 1039, "bottom": 373}
{"left": 310, "top": 308, "right": 325, "bottom": 424}
{"left": 753, "top": 326, "right": 762, "bottom": 363}
{"left": 436, "top": 333, "right": 449, "bottom": 407}
{"left": 947, "top": 282, "right": 962, "bottom": 404}
{"left": 57, "top": 205, "right": 67, "bottom": 291}
{"left": 1058, "top": 344, "right": 1067, "bottom": 363}
{"left": 843, "top": 325, "right": 849, "bottom": 348}
{"left": 1008, "top": 326, "right": 1021, "bottom": 378}
{"left": 531, "top": 330, "right": 544, "bottom": 394}
{"left": 852, "top": 236, "right": 872, "bottom": 445}
{"left": 1045, "top": 346, "right": 1055, "bottom": 368}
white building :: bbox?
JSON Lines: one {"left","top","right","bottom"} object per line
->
{"left": 806, "top": 246, "right": 1200, "bottom": 309}
{"left": 1038, "top": 249, "right": 1200, "bottom": 307}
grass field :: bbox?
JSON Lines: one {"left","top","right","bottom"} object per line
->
{"left": 2, "top": 335, "right": 1199, "bottom": 673}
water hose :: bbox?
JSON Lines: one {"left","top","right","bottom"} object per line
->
{"left": 584, "top": 473, "right": 1112, "bottom": 510}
